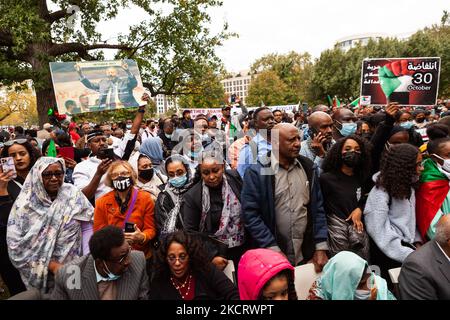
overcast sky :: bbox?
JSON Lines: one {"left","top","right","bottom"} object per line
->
{"left": 73, "top": 0, "right": 449, "bottom": 72}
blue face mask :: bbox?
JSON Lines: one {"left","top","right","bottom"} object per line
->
{"left": 354, "top": 289, "right": 371, "bottom": 300}
{"left": 126, "top": 124, "right": 132, "bottom": 130}
{"left": 189, "top": 150, "right": 199, "bottom": 159}
{"left": 169, "top": 173, "right": 188, "bottom": 188}
{"left": 338, "top": 122, "right": 357, "bottom": 137}
{"left": 103, "top": 261, "right": 121, "bottom": 281}
{"left": 400, "top": 121, "right": 414, "bottom": 129}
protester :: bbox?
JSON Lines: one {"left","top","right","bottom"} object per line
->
{"left": 52, "top": 226, "right": 149, "bottom": 300}
{"left": 130, "top": 153, "right": 167, "bottom": 201}
{"left": 154, "top": 155, "right": 194, "bottom": 239}
{"left": 7, "top": 157, "right": 93, "bottom": 293}
{"left": 139, "top": 137, "right": 166, "bottom": 174}
{"left": 273, "top": 110, "right": 283, "bottom": 124}
{"left": 183, "top": 150, "right": 246, "bottom": 271}
{"left": 228, "top": 120, "right": 255, "bottom": 170}
{"left": 149, "top": 231, "right": 239, "bottom": 300}
{"left": 94, "top": 160, "right": 156, "bottom": 258}
{"left": 332, "top": 108, "right": 357, "bottom": 141}
{"left": 0, "top": 139, "right": 40, "bottom": 295}
{"left": 181, "top": 110, "right": 194, "bottom": 129}
{"left": 238, "top": 248, "right": 297, "bottom": 300}
{"left": 237, "top": 107, "right": 274, "bottom": 177}
{"left": 307, "top": 251, "right": 395, "bottom": 300}
{"left": 415, "top": 124, "right": 450, "bottom": 240}
{"left": 241, "top": 123, "right": 328, "bottom": 271}
{"left": 300, "top": 111, "right": 334, "bottom": 168}
{"left": 399, "top": 215, "right": 450, "bottom": 300}
{"left": 364, "top": 143, "right": 423, "bottom": 281}
{"left": 320, "top": 135, "right": 371, "bottom": 260}
{"left": 158, "top": 118, "right": 177, "bottom": 158}
{"left": 37, "top": 123, "right": 53, "bottom": 140}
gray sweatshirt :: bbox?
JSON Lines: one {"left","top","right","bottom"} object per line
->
{"left": 364, "top": 184, "right": 422, "bottom": 263}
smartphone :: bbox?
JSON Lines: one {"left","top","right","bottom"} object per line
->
{"left": 58, "top": 146, "right": 75, "bottom": 160}
{"left": 124, "top": 222, "right": 135, "bottom": 233}
{"left": 302, "top": 103, "right": 308, "bottom": 114}
{"left": 1, "top": 157, "right": 17, "bottom": 179}
{"left": 308, "top": 126, "right": 318, "bottom": 139}
{"left": 98, "top": 148, "right": 115, "bottom": 160}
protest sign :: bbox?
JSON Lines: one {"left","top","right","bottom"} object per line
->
{"left": 360, "top": 57, "right": 440, "bottom": 106}
{"left": 49, "top": 59, "right": 147, "bottom": 115}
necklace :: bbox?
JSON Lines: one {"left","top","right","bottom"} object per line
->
{"left": 171, "top": 274, "right": 192, "bottom": 299}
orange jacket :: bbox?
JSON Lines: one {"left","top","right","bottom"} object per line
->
{"left": 94, "top": 188, "right": 156, "bottom": 256}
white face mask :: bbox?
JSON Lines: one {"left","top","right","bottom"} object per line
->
{"left": 433, "top": 154, "right": 450, "bottom": 174}
{"left": 354, "top": 289, "right": 371, "bottom": 300}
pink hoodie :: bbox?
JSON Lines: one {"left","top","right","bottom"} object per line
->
{"left": 238, "top": 248, "right": 294, "bottom": 300}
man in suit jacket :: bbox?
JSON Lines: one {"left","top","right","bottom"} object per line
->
{"left": 51, "top": 226, "right": 149, "bottom": 300}
{"left": 399, "top": 215, "right": 450, "bottom": 300}
{"left": 75, "top": 61, "right": 139, "bottom": 110}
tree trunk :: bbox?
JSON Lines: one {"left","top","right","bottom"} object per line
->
{"left": 36, "top": 87, "right": 56, "bottom": 126}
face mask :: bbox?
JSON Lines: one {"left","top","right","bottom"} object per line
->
{"left": 433, "top": 154, "right": 450, "bottom": 173}
{"left": 165, "top": 133, "right": 172, "bottom": 139}
{"left": 415, "top": 118, "right": 425, "bottom": 123}
{"left": 361, "top": 133, "right": 371, "bottom": 141}
{"left": 139, "top": 168, "right": 154, "bottom": 181}
{"left": 169, "top": 173, "right": 188, "bottom": 188}
{"left": 400, "top": 121, "right": 414, "bottom": 129}
{"left": 103, "top": 261, "right": 120, "bottom": 281}
{"left": 201, "top": 134, "right": 211, "bottom": 143}
{"left": 189, "top": 150, "right": 199, "bottom": 159}
{"left": 338, "top": 122, "right": 357, "bottom": 137}
{"left": 354, "top": 289, "right": 371, "bottom": 300}
{"left": 126, "top": 124, "right": 132, "bottom": 129}
{"left": 112, "top": 176, "right": 132, "bottom": 192}
{"left": 384, "top": 141, "right": 392, "bottom": 151}
{"left": 342, "top": 151, "right": 361, "bottom": 168}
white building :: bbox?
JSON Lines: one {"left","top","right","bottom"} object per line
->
{"left": 336, "top": 32, "right": 414, "bottom": 51}
{"left": 153, "top": 94, "right": 179, "bottom": 115}
{"left": 220, "top": 69, "right": 253, "bottom": 105}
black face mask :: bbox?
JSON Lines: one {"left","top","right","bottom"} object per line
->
{"left": 112, "top": 176, "right": 132, "bottom": 191}
{"left": 139, "top": 168, "right": 154, "bottom": 181}
{"left": 361, "top": 133, "right": 372, "bottom": 141}
{"left": 416, "top": 117, "right": 425, "bottom": 123}
{"left": 342, "top": 151, "right": 361, "bottom": 168}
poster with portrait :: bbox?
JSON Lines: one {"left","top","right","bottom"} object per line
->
{"left": 360, "top": 57, "right": 441, "bottom": 106}
{"left": 49, "top": 59, "right": 147, "bottom": 115}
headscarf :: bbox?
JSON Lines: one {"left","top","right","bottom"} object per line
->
{"left": 312, "top": 251, "right": 395, "bottom": 300}
{"left": 140, "top": 137, "right": 164, "bottom": 165}
{"left": 159, "top": 155, "right": 195, "bottom": 234}
{"left": 7, "top": 157, "right": 94, "bottom": 293}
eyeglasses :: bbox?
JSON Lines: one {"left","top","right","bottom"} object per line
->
{"left": 42, "top": 170, "right": 64, "bottom": 179}
{"left": 110, "top": 171, "right": 132, "bottom": 180}
{"left": 109, "top": 246, "right": 132, "bottom": 265}
{"left": 4, "top": 139, "right": 28, "bottom": 147}
{"left": 167, "top": 254, "right": 188, "bottom": 264}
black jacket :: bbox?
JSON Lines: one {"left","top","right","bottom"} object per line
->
{"left": 149, "top": 265, "right": 239, "bottom": 300}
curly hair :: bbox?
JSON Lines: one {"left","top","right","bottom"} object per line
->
{"left": 260, "top": 269, "right": 298, "bottom": 301}
{"left": 152, "top": 231, "right": 211, "bottom": 279}
{"left": 322, "top": 135, "right": 372, "bottom": 183}
{"left": 376, "top": 143, "right": 419, "bottom": 199}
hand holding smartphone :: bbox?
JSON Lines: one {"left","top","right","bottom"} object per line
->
{"left": 1, "top": 157, "right": 17, "bottom": 179}
{"left": 124, "top": 222, "right": 135, "bottom": 233}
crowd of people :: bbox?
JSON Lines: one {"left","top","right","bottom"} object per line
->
{"left": 0, "top": 93, "right": 449, "bottom": 300}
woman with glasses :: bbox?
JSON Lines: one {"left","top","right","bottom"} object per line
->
{"left": 154, "top": 155, "right": 195, "bottom": 240}
{"left": 94, "top": 160, "right": 156, "bottom": 259}
{"left": 149, "top": 230, "right": 239, "bottom": 300}
{"left": 364, "top": 143, "right": 424, "bottom": 283}
{"left": 6, "top": 157, "right": 94, "bottom": 294}
{"left": 320, "top": 135, "right": 371, "bottom": 260}
{"left": 0, "top": 139, "right": 40, "bottom": 295}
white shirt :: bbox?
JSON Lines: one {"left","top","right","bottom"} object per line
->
{"left": 73, "top": 156, "right": 112, "bottom": 200}
{"left": 436, "top": 242, "right": 450, "bottom": 263}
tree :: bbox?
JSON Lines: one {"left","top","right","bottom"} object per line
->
{"left": 177, "top": 67, "right": 225, "bottom": 109}
{"left": 246, "top": 70, "right": 289, "bottom": 106}
{"left": 0, "top": 0, "right": 233, "bottom": 125}
{"left": 251, "top": 51, "right": 313, "bottom": 104}
{"left": 0, "top": 83, "right": 38, "bottom": 125}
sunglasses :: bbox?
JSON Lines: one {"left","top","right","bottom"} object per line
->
{"left": 4, "top": 139, "right": 28, "bottom": 147}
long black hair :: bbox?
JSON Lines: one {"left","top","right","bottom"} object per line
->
{"left": 1, "top": 140, "right": 40, "bottom": 171}
{"left": 376, "top": 143, "right": 419, "bottom": 199}
{"left": 153, "top": 231, "right": 211, "bottom": 279}
{"left": 322, "top": 135, "right": 372, "bottom": 183}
